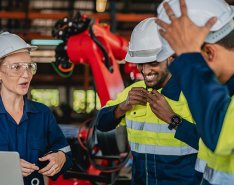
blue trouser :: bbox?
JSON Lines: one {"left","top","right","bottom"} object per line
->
{"left": 131, "top": 151, "right": 203, "bottom": 185}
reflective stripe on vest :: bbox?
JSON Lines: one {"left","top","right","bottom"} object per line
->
{"left": 129, "top": 142, "right": 197, "bottom": 156}
{"left": 195, "top": 158, "right": 206, "bottom": 173}
{"left": 106, "top": 81, "right": 197, "bottom": 156}
{"left": 204, "top": 166, "right": 234, "bottom": 185}
{"left": 126, "top": 119, "right": 175, "bottom": 133}
{"left": 126, "top": 119, "right": 197, "bottom": 155}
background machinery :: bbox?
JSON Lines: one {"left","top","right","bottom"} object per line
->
{"left": 49, "top": 12, "right": 141, "bottom": 185}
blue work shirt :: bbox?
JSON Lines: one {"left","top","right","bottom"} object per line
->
{"left": 0, "top": 96, "right": 73, "bottom": 185}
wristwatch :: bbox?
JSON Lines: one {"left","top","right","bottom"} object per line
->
{"left": 168, "top": 115, "right": 182, "bottom": 130}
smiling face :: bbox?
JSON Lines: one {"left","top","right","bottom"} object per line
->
{"left": 137, "top": 60, "right": 171, "bottom": 89}
{"left": 0, "top": 51, "right": 34, "bottom": 96}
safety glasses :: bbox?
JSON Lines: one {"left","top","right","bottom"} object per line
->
{"left": 1, "top": 62, "right": 37, "bottom": 77}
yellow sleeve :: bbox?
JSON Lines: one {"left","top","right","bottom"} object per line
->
{"left": 104, "top": 85, "right": 131, "bottom": 127}
{"left": 215, "top": 98, "right": 234, "bottom": 155}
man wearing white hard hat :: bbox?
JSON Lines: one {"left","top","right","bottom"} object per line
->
{"left": 156, "top": 0, "right": 234, "bottom": 184}
{"left": 0, "top": 32, "right": 73, "bottom": 185}
{"left": 96, "top": 18, "right": 202, "bottom": 185}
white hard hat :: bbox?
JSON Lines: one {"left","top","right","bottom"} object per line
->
{"left": 157, "top": 36, "right": 175, "bottom": 62}
{"left": 0, "top": 32, "right": 37, "bottom": 59}
{"left": 157, "top": 0, "right": 234, "bottom": 43}
{"left": 125, "top": 17, "right": 169, "bottom": 64}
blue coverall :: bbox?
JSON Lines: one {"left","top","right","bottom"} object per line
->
{"left": 0, "top": 96, "right": 73, "bottom": 185}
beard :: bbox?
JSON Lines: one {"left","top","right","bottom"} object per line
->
{"left": 143, "top": 70, "right": 170, "bottom": 90}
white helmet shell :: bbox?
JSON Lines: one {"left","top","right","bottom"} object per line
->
{"left": 157, "top": 36, "right": 175, "bottom": 62}
{"left": 0, "top": 32, "right": 37, "bottom": 59}
{"left": 125, "top": 17, "right": 163, "bottom": 64}
{"left": 157, "top": 0, "right": 234, "bottom": 43}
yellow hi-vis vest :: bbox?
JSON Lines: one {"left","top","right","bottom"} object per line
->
{"left": 195, "top": 139, "right": 209, "bottom": 173}
{"left": 196, "top": 99, "right": 234, "bottom": 184}
{"left": 106, "top": 81, "right": 197, "bottom": 156}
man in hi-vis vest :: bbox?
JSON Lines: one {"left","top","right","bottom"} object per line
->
{"left": 96, "top": 17, "right": 201, "bottom": 185}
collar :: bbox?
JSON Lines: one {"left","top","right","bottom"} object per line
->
{"left": 0, "top": 96, "right": 39, "bottom": 114}
{"left": 225, "top": 75, "right": 234, "bottom": 96}
{"left": 23, "top": 96, "right": 39, "bottom": 113}
{"left": 161, "top": 76, "right": 181, "bottom": 101}
{"left": 0, "top": 96, "right": 6, "bottom": 113}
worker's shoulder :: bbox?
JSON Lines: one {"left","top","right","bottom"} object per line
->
{"left": 26, "top": 99, "right": 52, "bottom": 113}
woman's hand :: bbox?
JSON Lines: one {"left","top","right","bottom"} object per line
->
{"left": 20, "top": 159, "right": 39, "bottom": 177}
{"left": 38, "top": 151, "right": 66, "bottom": 177}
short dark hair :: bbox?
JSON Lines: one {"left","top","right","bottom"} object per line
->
{"left": 0, "top": 58, "right": 3, "bottom": 66}
{"left": 216, "top": 29, "right": 234, "bottom": 50}
{"left": 0, "top": 58, "right": 5, "bottom": 66}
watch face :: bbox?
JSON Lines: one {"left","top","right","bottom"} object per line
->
{"left": 172, "top": 116, "right": 181, "bottom": 124}
{"left": 168, "top": 115, "right": 182, "bottom": 130}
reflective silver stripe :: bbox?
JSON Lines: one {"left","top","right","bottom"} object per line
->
{"left": 126, "top": 120, "right": 175, "bottom": 133}
{"left": 128, "top": 48, "right": 160, "bottom": 57}
{"left": 195, "top": 158, "right": 207, "bottom": 173}
{"left": 129, "top": 142, "right": 197, "bottom": 156}
{"left": 59, "top": 146, "right": 71, "bottom": 153}
{"left": 204, "top": 166, "right": 234, "bottom": 185}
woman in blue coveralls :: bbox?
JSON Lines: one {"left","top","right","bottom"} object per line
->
{"left": 0, "top": 32, "right": 72, "bottom": 185}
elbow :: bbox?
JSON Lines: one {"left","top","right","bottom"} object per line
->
{"left": 96, "top": 123, "right": 107, "bottom": 132}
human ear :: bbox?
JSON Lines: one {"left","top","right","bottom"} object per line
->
{"left": 201, "top": 44, "right": 216, "bottom": 62}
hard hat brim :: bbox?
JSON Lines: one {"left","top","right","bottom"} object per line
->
{"left": 125, "top": 52, "right": 158, "bottom": 64}
{"left": 0, "top": 44, "right": 37, "bottom": 59}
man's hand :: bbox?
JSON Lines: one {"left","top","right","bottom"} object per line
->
{"left": 147, "top": 90, "right": 175, "bottom": 123}
{"left": 156, "top": 0, "right": 217, "bottom": 56}
{"left": 115, "top": 87, "right": 148, "bottom": 119}
{"left": 20, "top": 159, "right": 39, "bottom": 177}
{"left": 38, "top": 151, "right": 66, "bottom": 177}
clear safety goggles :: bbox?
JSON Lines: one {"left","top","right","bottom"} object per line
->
{"left": 1, "top": 62, "right": 37, "bottom": 77}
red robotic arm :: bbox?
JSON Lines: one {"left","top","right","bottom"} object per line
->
{"left": 66, "top": 22, "right": 126, "bottom": 106}
{"left": 53, "top": 13, "right": 141, "bottom": 106}
{"left": 53, "top": 14, "right": 129, "bottom": 106}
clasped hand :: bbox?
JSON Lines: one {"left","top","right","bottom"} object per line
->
{"left": 123, "top": 87, "right": 175, "bottom": 123}
{"left": 20, "top": 151, "right": 66, "bottom": 177}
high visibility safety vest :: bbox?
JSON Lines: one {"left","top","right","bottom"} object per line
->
{"left": 196, "top": 100, "right": 234, "bottom": 185}
{"left": 106, "top": 81, "right": 197, "bottom": 156}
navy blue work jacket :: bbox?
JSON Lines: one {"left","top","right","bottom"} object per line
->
{"left": 0, "top": 96, "right": 72, "bottom": 185}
